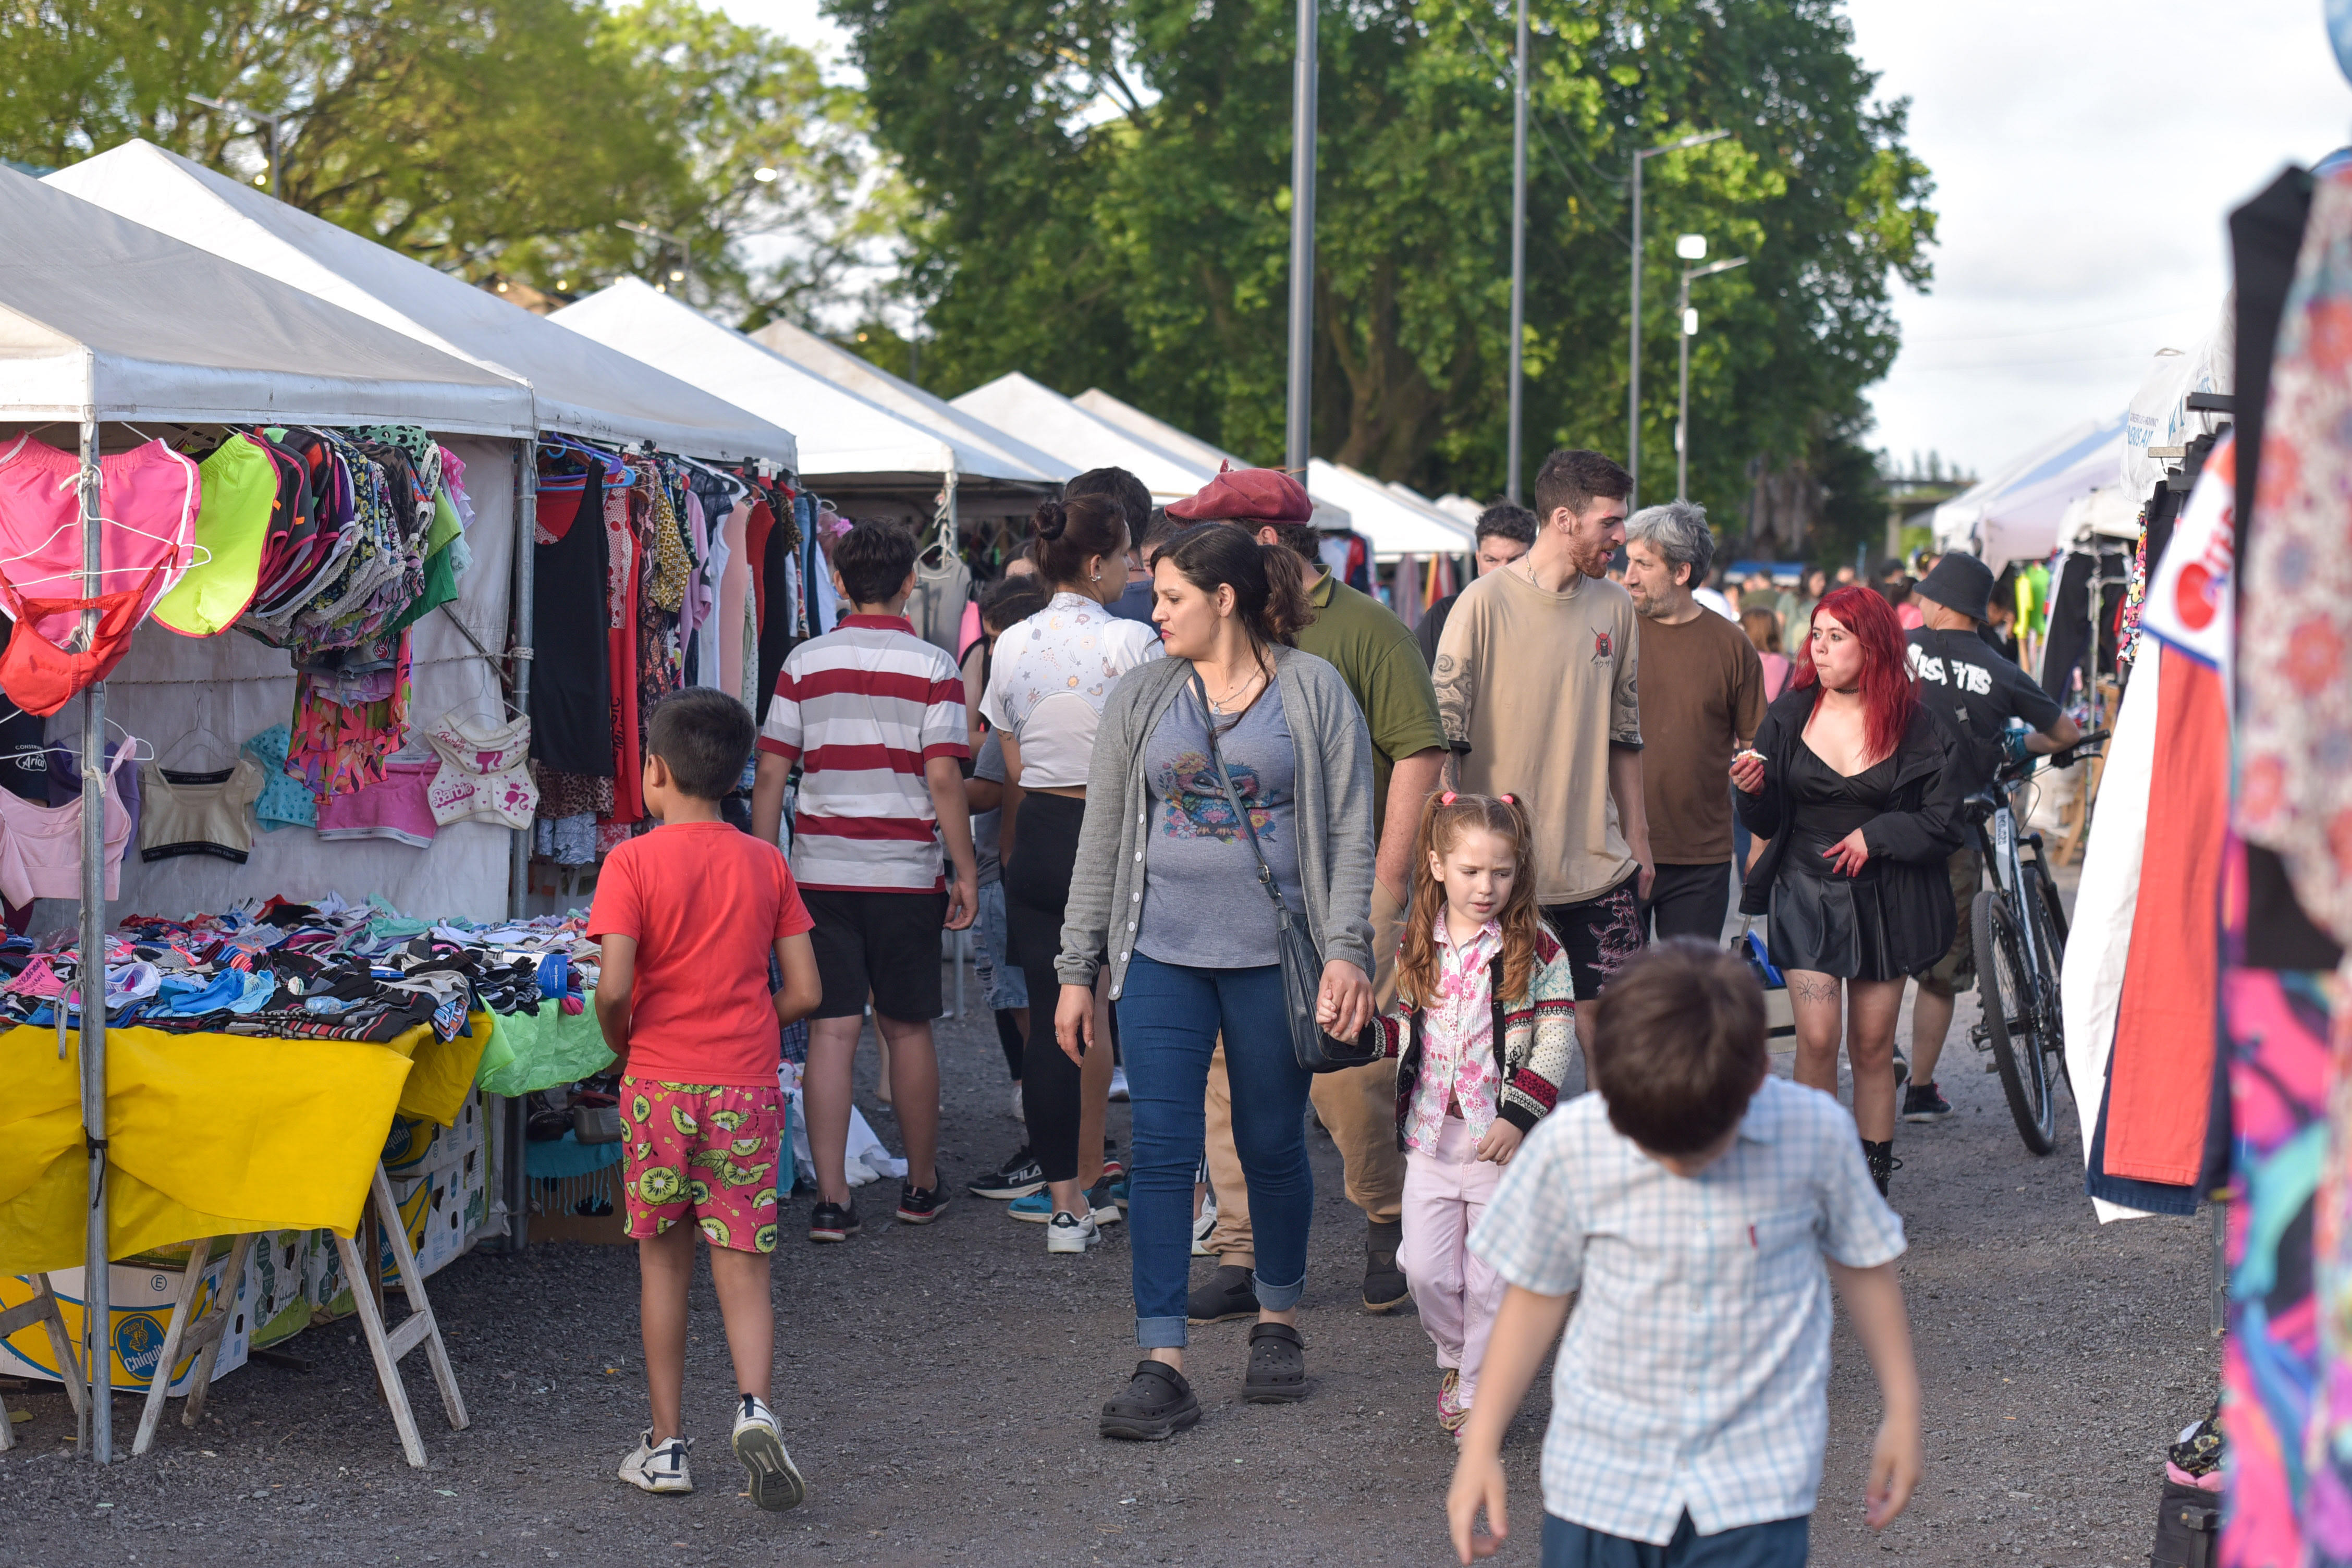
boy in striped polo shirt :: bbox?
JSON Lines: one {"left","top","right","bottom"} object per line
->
{"left": 752, "top": 520, "right": 976, "bottom": 1244}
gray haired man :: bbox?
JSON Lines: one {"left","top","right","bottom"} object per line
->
{"left": 1621, "top": 500, "right": 1765, "bottom": 941}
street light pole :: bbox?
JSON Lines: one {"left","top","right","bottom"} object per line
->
{"left": 1506, "top": 0, "right": 1527, "bottom": 504}
{"left": 1285, "top": 0, "right": 1318, "bottom": 475}
{"left": 186, "top": 94, "right": 284, "bottom": 198}
{"left": 1675, "top": 253, "right": 1748, "bottom": 501}
{"left": 1625, "top": 128, "right": 1727, "bottom": 510}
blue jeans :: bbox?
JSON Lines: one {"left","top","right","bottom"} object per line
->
{"left": 1541, "top": 1512, "right": 1808, "bottom": 1567}
{"left": 1119, "top": 954, "right": 1314, "bottom": 1348}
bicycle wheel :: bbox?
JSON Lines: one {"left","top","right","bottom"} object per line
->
{"left": 1974, "top": 887, "right": 2056, "bottom": 1154}
{"left": 2019, "top": 866, "right": 2071, "bottom": 1088}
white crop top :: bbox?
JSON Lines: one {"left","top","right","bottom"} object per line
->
{"left": 979, "top": 592, "right": 1162, "bottom": 789}
{"left": 424, "top": 712, "right": 538, "bottom": 829}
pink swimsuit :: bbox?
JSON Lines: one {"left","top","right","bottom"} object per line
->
{"left": 0, "top": 743, "right": 134, "bottom": 906}
{"left": 0, "top": 435, "right": 198, "bottom": 640}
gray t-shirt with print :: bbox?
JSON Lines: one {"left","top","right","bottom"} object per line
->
{"left": 1135, "top": 685, "right": 1304, "bottom": 970}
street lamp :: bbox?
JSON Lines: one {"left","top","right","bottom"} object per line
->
{"left": 1505, "top": 0, "right": 1528, "bottom": 504}
{"left": 616, "top": 220, "right": 692, "bottom": 296}
{"left": 1626, "top": 128, "right": 1728, "bottom": 509}
{"left": 1284, "top": 0, "right": 1318, "bottom": 475}
{"left": 1675, "top": 248, "right": 1748, "bottom": 501}
{"left": 186, "top": 94, "right": 285, "bottom": 199}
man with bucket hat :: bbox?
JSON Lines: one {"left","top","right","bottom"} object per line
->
{"left": 1898, "top": 550, "right": 2080, "bottom": 1122}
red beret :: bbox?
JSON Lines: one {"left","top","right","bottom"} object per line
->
{"left": 1165, "top": 461, "right": 1313, "bottom": 525}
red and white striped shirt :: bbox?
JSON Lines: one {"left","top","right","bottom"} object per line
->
{"left": 758, "top": 614, "right": 969, "bottom": 892}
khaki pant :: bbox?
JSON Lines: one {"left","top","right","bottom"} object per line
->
{"left": 1204, "top": 881, "right": 1406, "bottom": 1267}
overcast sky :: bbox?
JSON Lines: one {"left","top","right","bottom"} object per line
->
{"left": 719, "top": 0, "right": 2352, "bottom": 479}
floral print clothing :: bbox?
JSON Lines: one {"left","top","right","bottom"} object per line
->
{"left": 1404, "top": 915, "right": 1504, "bottom": 1153}
{"left": 620, "top": 1078, "right": 786, "bottom": 1253}
{"left": 979, "top": 591, "right": 1162, "bottom": 790}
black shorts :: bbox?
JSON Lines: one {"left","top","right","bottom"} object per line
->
{"left": 1540, "top": 872, "right": 1647, "bottom": 1003}
{"left": 804, "top": 888, "right": 949, "bottom": 1022}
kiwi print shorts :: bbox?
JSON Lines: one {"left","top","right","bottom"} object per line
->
{"left": 619, "top": 1079, "right": 787, "bottom": 1253}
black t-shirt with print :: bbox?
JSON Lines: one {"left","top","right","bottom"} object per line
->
{"left": 1904, "top": 627, "right": 2063, "bottom": 793}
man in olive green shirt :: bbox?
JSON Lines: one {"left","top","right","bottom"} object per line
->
{"left": 1163, "top": 468, "right": 1446, "bottom": 1319}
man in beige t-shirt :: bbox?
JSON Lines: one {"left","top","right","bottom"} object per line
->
{"left": 1432, "top": 448, "right": 1650, "bottom": 1037}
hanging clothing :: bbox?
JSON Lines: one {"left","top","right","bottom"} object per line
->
{"left": 0, "top": 740, "right": 133, "bottom": 905}
{"left": 0, "top": 559, "right": 172, "bottom": 717}
{"left": 0, "top": 436, "right": 198, "bottom": 633}
{"left": 138, "top": 757, "right": 266, "bottom": 864}
{"left": 314, "top": 758, "right": 439, "bottom": 849}
{"left": 242, "top": 724, "right": 315, "bottom": 831}
{"left": 286, "top": 630, "right": 413, "bottom": 800}
{"left": 152, "top": 432, "right": 280, "bottom": 637}
{"left": 605, "top": 476, "right": 644, "bottom": 823}
{"left": 526, "top": 460, "right": 614, "bottom": 778}
{"left": 424, "top": 712, "right": 537, "bottom": 828}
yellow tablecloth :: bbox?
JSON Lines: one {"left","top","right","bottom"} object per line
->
{"left": 0, "top": 1011, "right": 490, "bottom": 1276}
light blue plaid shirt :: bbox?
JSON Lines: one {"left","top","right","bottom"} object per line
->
{"left": 1468, "top": 1075, "right": 1906, "bottom": 1545}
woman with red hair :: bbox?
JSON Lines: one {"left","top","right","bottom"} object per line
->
{"left": 1730, "top": 585, "right": 1966, "bottom": 1196}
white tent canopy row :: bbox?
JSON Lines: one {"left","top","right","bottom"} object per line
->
{"left": 551, "top": 279, "right": 1054, "bottom": 491}
{"left": 1070, "top": 388, "right": 1353, "bottom": 533}
{"left": 47, "top": 140, "right": 795, "bottom": 466}
{"left": 0, "top": 166, "right": 531, "bottom": 436}
{"left": 951, "top": 373, "right": 1217, "bottom": 500}
{"left": 1931, "top": 413, "right": 2128, "bottom": 566}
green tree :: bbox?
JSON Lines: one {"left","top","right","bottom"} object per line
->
{"left": 828, "top": 0, "right": 1933, "bottom": 546}
{"left": 0, "top": 0, "right": 886, "bottom": 321}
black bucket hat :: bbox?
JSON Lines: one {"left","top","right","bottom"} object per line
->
{"left": 1911, "top": 552, "right": 1996, "bottom": 623}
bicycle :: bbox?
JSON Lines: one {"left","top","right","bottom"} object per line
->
{"left": 1964, "top": 730, "right": 2106, "bottom": 1155}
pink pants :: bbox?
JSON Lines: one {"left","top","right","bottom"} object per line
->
{"left": 1400, "top": 1115, "right": 1507, "bottom": 1405}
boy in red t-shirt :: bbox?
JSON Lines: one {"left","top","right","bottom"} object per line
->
{"left": 589, "top": 689, "right": 823, "bottom": 1510}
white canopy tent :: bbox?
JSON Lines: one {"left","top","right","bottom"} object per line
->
{"left": 2060, "top": 484, "right": 2143, "bottom": 547}
{"left": 1434, "top": 494, "right": 1487, "bottom": 528}
{"left": 747, "top": 318, "right": 1069, "bottom": 492}
{"left": 1931, "top": 414, "right": 2127, "bottom": 565}
{"left": 950, "top": 373, "right": 1213, "bottom": 499}
{"left": 1307, "top": 460, "right": 1477, "bottom": 560}
{"left": 46, "top": 140, "right": 797, "bottom": 465}
{"left": 552, "top": 281, "right": 1058, "bottom": 491}
{"left": 1067, "top": 387, "right": 1353, "bottom": 531}
{"left": 0, "top": 167, "right": 552, "bottom": 1465}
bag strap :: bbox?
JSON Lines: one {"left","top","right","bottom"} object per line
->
{"left": 1191, "top": 670, "right": 1294, "bottom": 921}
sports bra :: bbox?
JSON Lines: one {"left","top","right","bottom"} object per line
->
{"left": 423, "top": 712, "right": 538, "bottom": 829}
{"left": 0, "top": 741, "right": 133, "bottom": 906}
{"left": 315, "top": 760, "right": 439, "bottom": 849}
{"left": 0, "top": 560, "right": 171, "bottom": 717}
{"left": 139, "top": 756, "right": 266, "bottom": 864}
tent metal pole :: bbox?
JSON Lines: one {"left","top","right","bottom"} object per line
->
{"left": 75, "top": 414, "right": 111, "bottom": 1464}
{"left": 508, "top": 443, "right": 536, "bottom": 922}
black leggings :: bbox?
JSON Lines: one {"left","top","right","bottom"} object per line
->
{"left": 1004, "top": 793, "right": 1087, "bottom": 1185}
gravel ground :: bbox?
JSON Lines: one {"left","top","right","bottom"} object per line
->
{"left": 2, "top": 947, "right": 2215, "bottom": 1567}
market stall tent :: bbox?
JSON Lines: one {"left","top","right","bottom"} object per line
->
{"left": 1307, "top": 459, "right": 1478, "bottom": 561}
{"left": 549, "top": 279, "right": 1043, "bottom": 490}
{"left": 1071, "top": 387, "right": 1353, "bottom": 531}
{"left": 746, "top": 317, "right": 1070, "bottom": 492}
{"left": 45, "top": 140, "right": 797, "bottom": 465}
{"left": 1931, "top": 414, "right": 2127, "bottom": 565}
{"left": 949, "top": 373, "right": 1214, "bottom": 499}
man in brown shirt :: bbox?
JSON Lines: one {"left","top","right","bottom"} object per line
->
{"left": 1622, "top": 499, "right": 1763, "bottom": 941}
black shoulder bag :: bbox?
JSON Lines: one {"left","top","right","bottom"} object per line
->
{"left": 1191, "top": 672, "right": 1379, "bottom": 1073}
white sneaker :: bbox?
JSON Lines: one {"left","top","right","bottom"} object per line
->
{"left": 1108, "top": 1065, "right": 1131, "bottom": 1102}
{"left": 1192, "top": 1196, "right": 1218, "bottom": 1257}
{"left": 1009, "top": 1082, "right": 1025, "bottom": 1121}
{"left": 730, "top": 1394, "right": 806, "bottom": 1512}
{"left": 618, "top": 1429, "right": 693, "bottom": 1494}
{"left": 1045, "top": 1209, "right": 1099, "bottom": 1254}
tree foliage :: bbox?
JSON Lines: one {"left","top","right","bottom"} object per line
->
{"left": 0, "top": 0, "right": 890, "bottom": 322}
{"left": 828, "top": 0, "right": 1933, "bottom": 543}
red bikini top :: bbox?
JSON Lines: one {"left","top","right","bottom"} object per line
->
{"left": 0, "top": 561, "right": 169, "bottom": 717}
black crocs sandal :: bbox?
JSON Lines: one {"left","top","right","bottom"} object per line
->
{"left": 1243, "top": 1321, "right": 1309, "bottom": 1404}
{"left": 1099, "top": 1359, "right": 1201, "bottom": 1442}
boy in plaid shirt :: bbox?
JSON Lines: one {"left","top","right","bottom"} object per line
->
{"left": 1448, "top": 940, "right": 1921, "bottom": 1565}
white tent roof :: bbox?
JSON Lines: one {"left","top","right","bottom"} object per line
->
{"left": 1931, "top": 414, "right": 2126, "bottom": 565}
{"left": 746, "top": 319, "right": 1068, "bottom": 488}
{"left": 46, "top": 140, "right": 795, "bottom": 464}
{"left": 551, "top": 279, "right": 1007, "bottom": 488}
{"left": 1308, "top": 461, "right": 1477, "bottom": 560}
{"left": 1067, "top": 387, "right": 1352, "bottom": 531}
{"left": 951, "top": 373, "right": 1214, "bottom": 499}
{"left": 2059, "top": 483, "right": 2142, "bottom": 546}
{"left": 1434, "top": 494, "right": 1487, "bottom": 528}
{"left": 0, "top": 167, "right": 531, "bottom": 434}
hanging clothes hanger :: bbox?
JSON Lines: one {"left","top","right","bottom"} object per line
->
{"left": 448, "top": 653, "right": 526, "bottom": 727}
{"left": 156, "top": 692, "right": 235, "bottom": 773}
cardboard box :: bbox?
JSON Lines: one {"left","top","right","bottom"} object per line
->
{"left": 1, "top": 1254, "right": 248, "bottom": 1395}
{"left": 382, "top": 1091, "right": 485, "bottom": 1178}
{"left": 241, "top": 1231, "right": 312, "bottom": 1351}
{"left": 383, "top": 1145, "right": 486, "bottom": 1282}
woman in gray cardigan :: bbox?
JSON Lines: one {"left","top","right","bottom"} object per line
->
{"left": 1055, "top": 522, "right": 1377, "bottom": 1441}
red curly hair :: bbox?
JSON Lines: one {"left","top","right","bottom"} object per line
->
{"left": 1792, "top": 584, "right": 1919, "bottom": 762}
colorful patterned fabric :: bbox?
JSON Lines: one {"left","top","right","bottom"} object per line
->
{"left": 1402, "top": 914, "right": 1504, "bottom": 1153}
{"left": 2237, "top": 164, "right": 2352, "bottom": 951}
{"left": 619, "top": 1077, "right": 785, "bottom": 1253}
